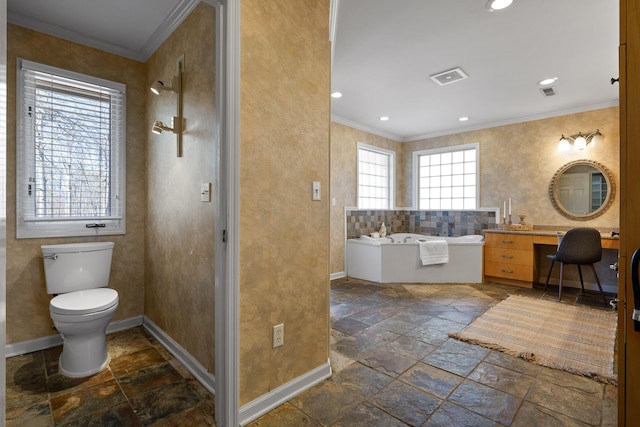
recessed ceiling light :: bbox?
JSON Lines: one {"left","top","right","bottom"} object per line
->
{"left": 538, "top": 77, "right": 558, "bottom": 85}
{"left": 485, "top": 0, "right": 513, "bottom": 11}
{"left": 331, "top": 91, "right": 343, "bottom": 98}
{"left": 459, "top": 116, "right": 469, "bottom": 122}
{"left": 379, "top": 116, "right": 390, "bottom": 121}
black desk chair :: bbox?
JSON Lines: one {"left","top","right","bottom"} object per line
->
{"left": 544, "top": 227, "right": 607, "bottom": 303}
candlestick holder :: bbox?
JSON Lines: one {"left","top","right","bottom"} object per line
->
{"left": 508, "top": 214, "right": 512, "bottom": 225}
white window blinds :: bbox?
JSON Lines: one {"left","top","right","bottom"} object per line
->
{"left": 17, "top": 59, "right": 126, "bottom": 238}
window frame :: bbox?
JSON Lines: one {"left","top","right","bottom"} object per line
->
{"left": 357, "top": 142, "right": 395, "bottom": 210}
{"left": 16, "top": 58, "right": 126, "bottom": 239}
{"left": 412, "top": 143, "right": 479, "bottom": 210}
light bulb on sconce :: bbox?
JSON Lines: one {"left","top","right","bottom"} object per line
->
{"left": 556, "top": 129, "right": 603, "bottom": 152}
{"left": 150, "top": 55, "right": 185, "bottom": 157}
{"left": 151, "top": 120, "right": 174, "bottom": 134}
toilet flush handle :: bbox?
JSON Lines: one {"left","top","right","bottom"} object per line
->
{"left": 43, "top": 254, "right": 58, "bottom": 260}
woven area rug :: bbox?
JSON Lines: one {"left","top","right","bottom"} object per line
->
{"left": 450, "top": 294, "right": 617, "bottom": 384}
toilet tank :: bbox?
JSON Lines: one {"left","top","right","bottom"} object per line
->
{"left": 41, "top": 242, "right": 115, "bottom": 295}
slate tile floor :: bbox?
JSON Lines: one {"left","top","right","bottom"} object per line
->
{"left": 7, "top": 279, "right": 617, "bottom": 426}
{"left": 250, "top": 278, "right": 618, "bottom": 427}
{"left": 6, "top": 327, "right": 216, "bottom": 426}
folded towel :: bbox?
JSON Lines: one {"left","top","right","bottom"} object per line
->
{"left": 419, "top": 240, "right": 449, "bottom": 265}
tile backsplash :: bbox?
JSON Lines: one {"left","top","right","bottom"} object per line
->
{"left": 346, "top": 209, "right": 498, "bottom": 239}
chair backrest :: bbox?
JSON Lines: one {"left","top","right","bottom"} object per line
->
{"left": 555, "top": 227, "right": 602, "bottom": 264}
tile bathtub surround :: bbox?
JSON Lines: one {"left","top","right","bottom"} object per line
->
{"left": 5, "top": 327, "right": 216, "bottom": 426}
{"left": 346, "top": 209, "right": 498, "bottom": 239}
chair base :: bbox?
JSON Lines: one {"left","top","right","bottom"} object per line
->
{"left": 545, "top": 260, "right": 607, "bottom": 304}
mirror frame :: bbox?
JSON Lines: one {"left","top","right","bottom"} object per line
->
{"left": 549, "top": 159, "right": 616, "bottom": 221}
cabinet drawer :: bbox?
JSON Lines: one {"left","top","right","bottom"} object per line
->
{"left": 485, "top": 233, "right": 534, "bottom": 250}
{"left": 485, "top": 247, "right": 533, "bottom": 266}
{"left": 485, "top": 261, "right": 533, "bottom": 281}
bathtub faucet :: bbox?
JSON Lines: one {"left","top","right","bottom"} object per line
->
{"left": 403, "top": 236, "right": 412, "bottom": 243}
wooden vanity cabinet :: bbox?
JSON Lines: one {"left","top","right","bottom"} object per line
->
{"left": 484, "top": 233, "right": 535, "bottom": 287}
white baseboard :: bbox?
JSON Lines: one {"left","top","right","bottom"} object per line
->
{"left": 539, "top": 277, "right": 617, "bottom": 295}
{"left": 330, "top": 271, "right": 346, "bottom": 280}
{"left": 239, "top": 359, "right": 332, "bottom": 426}
{"left": 142, "top": 316, "right": 216, "bottom": 396}
{"left": 6, "top": 316, "right": 144, "bottom": 358}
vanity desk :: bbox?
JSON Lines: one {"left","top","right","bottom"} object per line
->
{"left": 483, "top": 229, "right": 619, "bottom": 288}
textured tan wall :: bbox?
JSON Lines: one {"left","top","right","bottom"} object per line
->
{"left": 402, "top": 107, "right": 620, "bottom": 227}
{"left": 239, "top": 0, "right": 331, "bottom": 406}
{"left": 329, "top": 107, "right": 620, "bottom": 275}
{"left": 144, "top": 3, "right": 216, "bottom": 372}
{"left": 329, "top": 122, "right": 402, "bottom": 274}
{"left": 6, "top": 25, "right": 147, "bottom": 343}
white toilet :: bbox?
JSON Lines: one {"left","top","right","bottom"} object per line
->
{"left": 41, "top": 241, "right": 119, "bottom": 378}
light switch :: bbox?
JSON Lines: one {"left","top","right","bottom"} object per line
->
{"left": 200, "top": 182, "right": 211, "bottom": 202}
{"left": 312, "top": 181, "right": 321, "bottom": 201}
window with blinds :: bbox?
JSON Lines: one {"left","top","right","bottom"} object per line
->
{"left": 357, "top": 143, "right": 395, "bottom": 209}
{"left": 17, "top": 59, "right": 126, "bottom": 238}
{"left": 413, "top": 143, "right": 478, "bottom": 210}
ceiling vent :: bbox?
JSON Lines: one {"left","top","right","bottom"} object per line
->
{"left": 430, "top": 67, "right": 469, "bottom": 86}
{"left": 540, "top": 86, "right": 557, "bottom": 97}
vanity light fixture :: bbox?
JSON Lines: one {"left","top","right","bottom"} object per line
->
{"left": 485, "top": 0, "right": 513, "bottom": 11}
{"left": 557, "top": 129, "right": 603, "bottom": 152}
{"left": 151, "top": 54, "right": 185, "bottom": 157}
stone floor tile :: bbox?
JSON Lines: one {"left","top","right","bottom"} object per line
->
{"left": 511, "top": 401, "right": 591, "bottom": 427}
{"left": 422, "top": 401, "right": 501, "bottom": 427}
{"left": 332, "top": 363, "right": 395, "bottom": 397}
{"left": 330, "top": 349, "right": 357, "bottom": 373}
{"left": 371, "top": 380, "right": 441, "bottom": 427}
{"left": 245, "top": 402, "right": 316, "bottom": 427}
{"left": 57, "top": 402, "right": 143, "bottom": 427}
{"left": 116, "top": 362, "right": 183, "bottom": 398}
{"left": 398, "top": 362, "right": 462, "bottom": 399}
{"left": 422, "top": 340, "right": 487, "bottom": 377}
{"left": 128, "top": 380, "right": 203, "bottom": 425}
{"left": 289, "top": 381, "right": 364, "bottom": 426}
{"left": 601, "top": 384, "right": 618, "bottom": 427}
{"left": 405, "top": 325, "right": 450, "bottom": 347}
{"left": 332, "top": 402, "right": 408, "bottom": 427}
{"left": 536, "top": 366, "right": 605, "bottom": 395}
{"left": 5, "top": 400, "right": 53, "bottom": 427}
{"left": 109, "top": 346, "right": 168, "bottom": 377}
{"left": 448, "top": 379, "right": 521, "bottom": 425}
{"left": 106, "top": 328, "right": 153, "bottom": 359}
{"left": 50, "top": 379, "right": 127, "bottom": 425}
{"left": 5, "top": 353, "right": 49, "bottom": 410}
{"left": 526, "top": 377, "right": 603, "bottom": 425}
{"left": 359, "top": 348, "right": 416, "bottom": 377}
{"left": 332, "top": 317, "right": 370, "bottom": 335}
{"left": 387, "top": 336, "right": 436, "bottom": 360}
{"left": 483, "top": 350, "right": 541, "bottom": 377}
{"left": 467, "top": 361, "right": 535, "bottom": 398}
{"left": 47, "top": 367, "right": 115, "bottom": 398}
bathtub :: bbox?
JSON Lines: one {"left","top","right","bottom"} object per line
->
{"left": 346, "top": 233, "right": 485, "bottom": 283}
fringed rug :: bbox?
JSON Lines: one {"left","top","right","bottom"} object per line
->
{"left": 449, "top": 294, "right": 617, "bottom": 384}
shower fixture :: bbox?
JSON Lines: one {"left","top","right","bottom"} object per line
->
{"left": 151, "top": 54, "right": 185, "bottom": 157}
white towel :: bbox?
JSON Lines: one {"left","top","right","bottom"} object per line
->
{"left": 419, "top": 240, "right": 449, "bottom": 265}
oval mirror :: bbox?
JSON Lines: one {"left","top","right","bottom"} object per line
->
{"left": 549, "top": 159, "right": 616, "bottom": 221}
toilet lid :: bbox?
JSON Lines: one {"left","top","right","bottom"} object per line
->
{"left": 50, "top": 288, "right": 119, "bottom": 315}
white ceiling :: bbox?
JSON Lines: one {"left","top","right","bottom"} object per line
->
{"left": 7, "top": 0, "right": 210, "bottom": 62}
{"left": 7, "top": 1, "right": 619, "bottom": 142}
{"left": 331, "top": 0, "right": 620, "bottom": 141}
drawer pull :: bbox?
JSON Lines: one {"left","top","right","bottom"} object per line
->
{"left": 501, "top": 269, "right": 514, "bottom": 273}
{"left": 501, "top": 239, "right": 514, "bottom": 244}
{"left": 501, "top": 255, "right": 514, "bottom": 259}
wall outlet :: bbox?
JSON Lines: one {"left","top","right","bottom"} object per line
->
{"left": 273, "top": 323, "right": 284, "bottom": 348}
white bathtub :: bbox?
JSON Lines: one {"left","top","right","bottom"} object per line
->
{"left": 347, "top": 233, "right": 485, "bottom": 283}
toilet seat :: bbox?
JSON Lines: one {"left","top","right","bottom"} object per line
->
{"left": 50, "top": 288, "right": 118, "bottom": 315}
